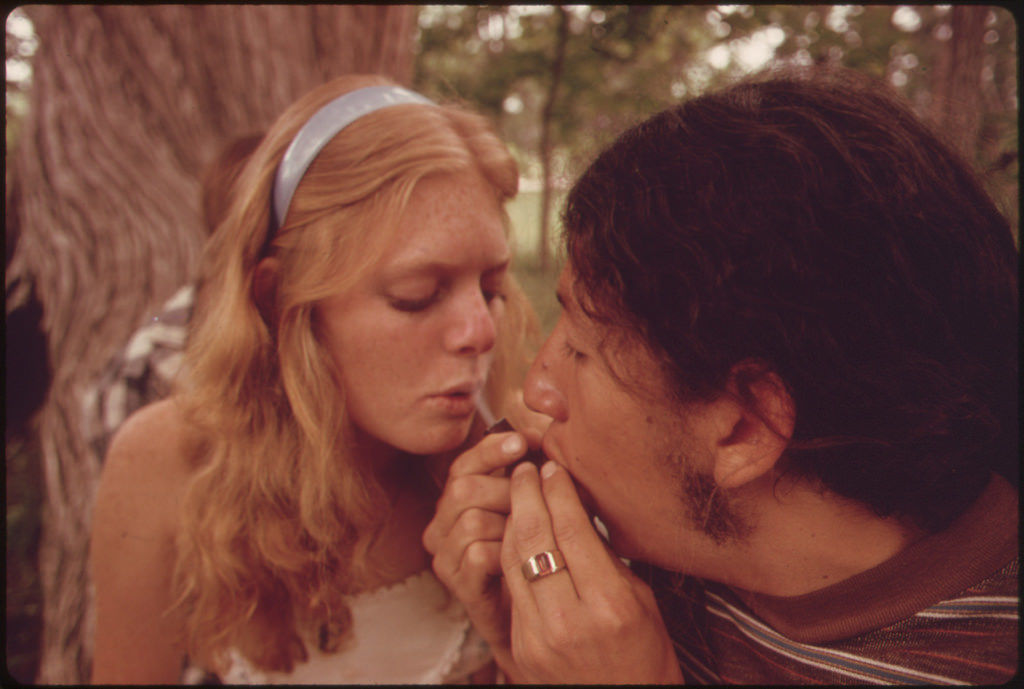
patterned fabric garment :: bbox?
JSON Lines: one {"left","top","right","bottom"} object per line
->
{"left": 85, "top": 284, "right": 196, "bottom": 461}
{"left": 635, "top": 474, "right": 1019, "bottom": 685}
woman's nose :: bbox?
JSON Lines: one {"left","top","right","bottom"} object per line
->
{"left": 445, "top": 289, "right": 497, "bottom": 355}
{"left": 523, "top": 334, "right": 568, "bottom": 422}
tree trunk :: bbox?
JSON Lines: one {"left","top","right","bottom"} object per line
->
{"left": 5, "top": 6, "right": 415, "bottom": 683}
{"left": 928, "top": 6, "right": 988, "bottom": 160}
{"left": 538, "top": 7, "right": 570, "bottom": 271}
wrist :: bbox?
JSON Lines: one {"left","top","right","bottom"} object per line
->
{"left": 489, "top": 645, "right": 523, "bottom": 683}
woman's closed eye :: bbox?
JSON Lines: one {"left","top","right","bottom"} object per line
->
{"left": 388, "top": 290, "right": 441, "bottom": 312}
{"left": 482, "top": 286, "right": 507, "bottom": 305}
{"left": 387, "top": 267, "right": 507, "bottom": 313}
{"left": 481, "top": 266, "right": 509, "bottom": 306}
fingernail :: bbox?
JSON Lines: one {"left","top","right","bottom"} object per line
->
{"left": 502, "top": 434, "right": 524, "bottom": 455}
{"left": 540, "top": 461, "right": 557, "bottom": 479}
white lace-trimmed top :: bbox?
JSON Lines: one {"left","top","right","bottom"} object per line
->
{"left": 217, "top": 569, "right": 492, "bottom": 684}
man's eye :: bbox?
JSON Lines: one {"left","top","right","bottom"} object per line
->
{"left": 562, "top": 341, "right": 586, "bottom": 361}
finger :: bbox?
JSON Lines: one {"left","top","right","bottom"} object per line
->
{"left": 446, "top": 540, "right": 514, "bottom": 658}
{"left": 432, "top": 540, "right": 502, "bottom": 600}
{"left": 500, "top": 462, "right": 578, "bottom": 614}
{"left": 424, "top": 473, "right": 510, "bottom": 554}
{"left": 503, "top": 389, "right": 551, "bottom": 448}
{"left": 539, "top": 461, "right": 626, "bottom": 600}
{"left": 434, "top": 539, "right": 506, "bottom": 644}
{"left": 458, "top": 540, "right": 504, "bottom": 585}
{"left": 429, "top": 507, "right": 507, "bottom": 582}
{"left": 448, "top": 432, "right": 528, "bottom": 478}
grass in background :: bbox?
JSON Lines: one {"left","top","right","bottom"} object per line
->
{"left": 513, "top": 252, "right": 563, "bottom": 337}
{"left": 507, "top": 189, "right": 565, "bottom": 336}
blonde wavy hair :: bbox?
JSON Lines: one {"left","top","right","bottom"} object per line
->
{"left": 172, "top": 74, "right": 537, "bottom": 673}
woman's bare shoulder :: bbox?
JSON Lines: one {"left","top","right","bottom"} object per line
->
{"left": 106, "top": 397, "right": 198, "bottom": 471}
{"left": 91, "top": 398, "right": 199, "bottom": 682}
{"left": 95, "top": 398, "right": 199, "bottom": 534}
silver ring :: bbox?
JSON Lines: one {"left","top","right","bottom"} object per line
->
{"left": 521, "top": 549, "right": 567, "bottom": 582}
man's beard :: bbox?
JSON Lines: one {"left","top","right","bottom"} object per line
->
{"left": 679, "top": 463, "right": 753, "bottom": 546}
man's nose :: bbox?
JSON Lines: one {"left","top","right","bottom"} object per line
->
{"left": 523, "top": 335, "right": 568, "bottom": 422}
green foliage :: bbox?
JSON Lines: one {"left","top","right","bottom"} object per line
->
{"left": 513, "top": 251, "right": 564, "bottom": 337}
{"left": 507, "top": 189, "right": 564, "bottom": 334}
{"left": 413, "top": 3, "right": 1019, "bottom": 339}
{"left": 505, "top": 188, "right": 563, "bottom": 256}
{"left": 413, "top": 5, "right": 1017, "bottom": 235}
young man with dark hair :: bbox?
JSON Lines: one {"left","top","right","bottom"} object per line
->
{"left": 425, "top": 67, "right": 1018, "bottom": 684}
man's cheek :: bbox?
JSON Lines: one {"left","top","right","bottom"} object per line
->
{"left": 563, "top": 458, "right": 601, "bottom": 519}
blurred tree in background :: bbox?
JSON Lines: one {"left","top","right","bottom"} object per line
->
{"left": 4, "top": 4, "right": 1018, "bottom": 685}
{"left": 4, "top": 5, "right": 415, "bottom": 683}
{"left": 413, "top": 5, "right": 1017, "bottom": 266}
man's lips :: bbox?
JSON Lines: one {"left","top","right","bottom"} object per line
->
{"left": 540, "top": 435, "right": 600, "bottom": 518}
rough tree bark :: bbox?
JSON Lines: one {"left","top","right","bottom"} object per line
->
{"left": 928, "top": 6, "right": 988, "bottom": 160}
{"left": 5, "top": 6, "right": 415, "bottom": 683}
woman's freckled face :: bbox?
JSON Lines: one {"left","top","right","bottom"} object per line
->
{"left": 317, "top": 170, "right": 510, "bottom": 458}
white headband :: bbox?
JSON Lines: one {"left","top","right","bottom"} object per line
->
{"left": 271, "top": 85, "right": 435, "bottom": 231}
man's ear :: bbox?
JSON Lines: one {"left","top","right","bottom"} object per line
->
{"left": 710, "top": 361, "right": 795, "bottom": 490}
{"left": 252, "top": 257, "right": 281, "bottom": 326}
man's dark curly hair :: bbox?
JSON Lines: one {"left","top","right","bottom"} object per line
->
{"left": 563, "top": 67, "right": 1018, "bottom": 533}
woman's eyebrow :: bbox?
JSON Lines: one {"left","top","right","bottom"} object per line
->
{"left": 383, "top": 256, "right": 510, "bottom": 280}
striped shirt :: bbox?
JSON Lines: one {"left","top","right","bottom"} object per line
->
{"left": 636, "top": 475, "right": 1019, "bottom": 685}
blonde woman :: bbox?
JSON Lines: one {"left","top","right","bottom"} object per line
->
{"left": 90, "top": 74, "right": 539, "bottom": 684}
